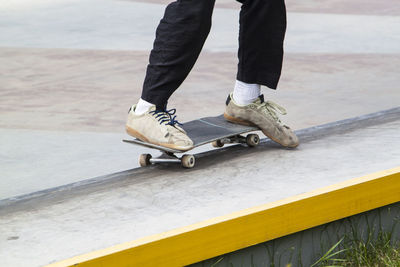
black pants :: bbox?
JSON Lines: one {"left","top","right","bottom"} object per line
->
{"left": 141, "top": 0, "right": 287, "bottom": 108}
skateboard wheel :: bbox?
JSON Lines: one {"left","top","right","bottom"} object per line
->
{"left": 181, "top": 154, "right": 195, "bottom": 168}
{"left": 139, "top": 154, "right": 152, "bottom": 167}
{"left": 246, "top": 134, "right": 260, "bottom": 147}
{"left": 212, "top": 140, "right": 224, "bottom": 148}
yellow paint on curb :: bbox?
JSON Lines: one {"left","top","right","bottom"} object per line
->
{"left": 48, "top": 167, "right": 400, "bottom": 267}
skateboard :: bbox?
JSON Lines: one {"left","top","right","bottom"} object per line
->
{"left": 123, "top": 115, "right": 261, "bottom": 168}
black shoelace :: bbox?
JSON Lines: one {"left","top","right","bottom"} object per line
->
{"left": 149, "top": 108, "right": 182, "bottom": 126}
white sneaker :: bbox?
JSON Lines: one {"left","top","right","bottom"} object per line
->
{"left": 225, "top": 93, "right": 299, "bottom": 148}
{"left": 126, "top": 105, "right": 194, "bottom": 151}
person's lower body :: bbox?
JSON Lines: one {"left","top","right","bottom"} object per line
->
{"left": 141, "top": 0, "right": 286, "bottom": 107}
{"left": 126, "top": 0, "right": 299, "bottom": 150}
{"left": 141, "top": 0, "right": 216, "bottom": 108}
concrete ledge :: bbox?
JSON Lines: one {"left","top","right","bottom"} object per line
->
{"left": 1, "top": 107, "right": 399, "bottom": 210}
{"left": 1, "top": 108, "right": 398, "bottom": 266}
{"left": 48, "top": 167, "right": 400, "bottom": 267}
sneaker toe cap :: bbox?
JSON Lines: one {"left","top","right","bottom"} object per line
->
{"left": 281, "top": 128, "right": 299, "bottom": 148}
{"left": 172, "top": 134, "right": 194, "bottom": 150}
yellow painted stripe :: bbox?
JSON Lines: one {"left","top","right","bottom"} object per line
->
{"left": 48, "top": 167, "right": 400, "bottom": 267}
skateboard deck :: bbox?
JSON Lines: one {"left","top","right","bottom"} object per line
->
{"left": 123, "top": 115, "right": 261, "bottom": 168}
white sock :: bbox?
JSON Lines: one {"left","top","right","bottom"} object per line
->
{"left": 134, "top": 98, "right": 154, "bottom": 115}
{"left": 232, "top": 80, "right": 261, "bottom": 105}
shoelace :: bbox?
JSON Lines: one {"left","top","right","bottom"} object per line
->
{"left": 149, "top": 108, "right": 182, "bottom": 126}
{"left": 259, "top": 101, "right": 287, "bottom": 124}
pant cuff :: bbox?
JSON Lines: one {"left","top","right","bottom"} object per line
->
{"left": 237, "top": 72, "right": 281, "bottom": 90}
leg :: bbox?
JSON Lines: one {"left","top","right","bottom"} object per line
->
{"left": 225, "top": 0, "right": 298, "bottom": 148}
{"left": 237, "top": 0, "right": 287, "bottom": 89}
{"left": 127, "top": 1, "right": 215, "bottom": 150}
{"left": 141, "top": 0, "right": 216, "bottom": 108}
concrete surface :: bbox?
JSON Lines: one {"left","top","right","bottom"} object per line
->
{"left": 0, "top": 110, "right": 399, "bottom": 267}
{"left": 2, "top": 48, "right": 399, "bottom": 133}
{"left": 1, "top": 0, "right": 400, "bottom": 199}
{"left": 141, "top": 0, "right": 400, "bottom": 15}
{"left": 0, "top": 0, "right": 399, "bottom": 265}
{"left": 0, "top": 128, "right": 211, "bottom": 200}
{"left": 0, "top": 129, "right": 137, "bottom": 199}
{"left": 1, "top": 1, "right": 400, "bottom": 53}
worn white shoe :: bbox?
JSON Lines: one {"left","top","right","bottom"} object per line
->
{"left": 126, "top": 105, "right": 194, "bottom": 151}
{"left": 225, "top": 93, "right": 299, "bottom": 148}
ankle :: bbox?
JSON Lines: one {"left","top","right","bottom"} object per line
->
{"left": 233, "top": 80, "right": 261, "bottom": 105}
{"left": 135, "top": 98, "right": 154, "bottom": 115}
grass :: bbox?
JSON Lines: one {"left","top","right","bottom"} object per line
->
{"left": 316, "top": 231, "right": 400, "bottom": 267}
{"left": 206, "top": 229, "right": 400, "bottom": 267}
{"left": 203, "top": 207, "right": 399, "bottom": 267}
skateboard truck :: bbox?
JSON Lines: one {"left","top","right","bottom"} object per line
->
{"left": 212, "top": 134, "right": 260, "bottom": 148}
{"left": 139, "top": 152, "right": 195, "bottom": 168}
{"left": 136, "top": 133, "right": 259, "bottom": 169}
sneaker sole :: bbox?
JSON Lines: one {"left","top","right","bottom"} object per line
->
{"left": 223, "top": 113, "right": 299, "bottom": 148}
{"left": 126, "top": 126, "right": 193, "bottom": 152}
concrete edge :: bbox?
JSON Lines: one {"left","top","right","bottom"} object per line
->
{"left": 1, "top": 106, "right": 399, "bottom": 211}
{"left": 46, "top": 167, "right": 400, "bottom": 267}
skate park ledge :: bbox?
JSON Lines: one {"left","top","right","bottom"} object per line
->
{"left": 47, "top": 167, "right": 400, "bottom": 267}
